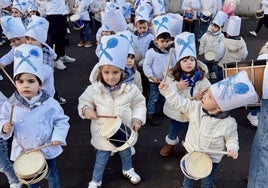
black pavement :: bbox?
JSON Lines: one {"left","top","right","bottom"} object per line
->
{"left": 0, "top": 17, "right": 267, "bottom": 188}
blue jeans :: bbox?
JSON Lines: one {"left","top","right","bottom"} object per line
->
{"left": 92, "top": 148, "right": 132, "bottom": 182}
{"left": 28, "top": 158, "right": 60, "bottom": 188}
{"left": 216, "top": 66, "right": 223, "bottom": 82}
{"left": 80, "top": 21, "right": 91, "bottom": 42}
{"left": 197, "top": 21, "right": 210, "bottom": 40}
{"left": 183, "top": 162, "right": 219, "bottom": 188}
{"left": 247, "top": 99, "right": 268, "bottom": 188}
{"left": 0, "top": 138, "right": 20, "bottom": 185}
{"left": 147, "top": 83, "right": 160, "bottom": 115}
{"left": 168, "top": 119, "right": 189, "bottom": 141}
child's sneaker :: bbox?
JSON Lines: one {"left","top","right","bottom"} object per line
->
{"left": 130, "top": 146, "right": 136, "bottom": 156}
{"left": 10, "top": 183, "right": 22, "bottom": 188}
{"left": 0, "top": 74, "right": 3, "bottom": 80}
{"left": 122, "top": 168, "right": 141, "bottom": 184}
{"left": 88, "top": 180, "right": 102, "bottom": 188}
{"left": 247, "top": 112, "right": 259, "bottom": 127}
{"left": 60, "top": 55, "right": 76, "bottom": 63}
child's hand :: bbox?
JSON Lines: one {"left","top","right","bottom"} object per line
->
{"left": 177, "top": 80, "right": 189, "bottom": 90}
{"left": 131, "top": 121, "right": 141, "bottom": 131}
{"left": 83, "top": 108, "right": 98, "bottom": 119}
{"left": 228, "top": 150, "right": 238, "bottom": 159}
{"left": 149, "top": 77, "right": 161, "bottom": 83}
{"left": 158, "top": 81, "right": 168, "bottom": 90}
{"left": 52, "top": 141, "right": 62, "bottom": 146}
{"left": 2, "top": 122, "right": 13, "bottom": 134}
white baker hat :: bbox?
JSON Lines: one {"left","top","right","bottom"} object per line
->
{"left": 0, "top": 16, "right": 26, "bottom": 39}
{"left": 12, "top": 0, "right": 28, "bottom": 15}
{"left": 117, "top": 30, "right": 135, "bottom": 55}
{"left": 212, "top": 11, "right": 228, "bottom": 27}
{"left": 98, "top": 35, "right": 130, "bottom": 70}
{"left": 0, "top": 0, "right": 11, "bottom": 8}
{"left": 27, "top": 0, "right": 38, "bottom": 12}
{"left": 13, "top": 43, "right": 43, "bottom": 82}
{"left": 135, "top": 3, "right": 152, "bottom": 23}
{"left": 151, "top": 0, "right": 166, "bottom": 16}
{"left": 175, "top": 32, "right": 196, "bottom": 61}
{"left": 25, "top": 15, "right": 49, "bottom": 44}
{"left": 226, "top": 15, "right": 241, "bottom": 36}
{"left": 166, "top": 13, "right": 183, "bottom": 38}
{"left": 210, "top": 70, "right": 258, "bottom": 111}
{"left": 152, "top": 14, "right": 171, "bottom": 37}
{"left": 118, "top": 2, "right": 132, "bottom": 20}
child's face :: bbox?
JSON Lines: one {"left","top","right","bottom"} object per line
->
{"left": 179, "top": 56, "right": 196, "bottom": 73}
{"left": 10, "top": 37, "right": 27, "bottom": 47}
{"left": 26, "top": 36, "right": 42, "bottom": 47}
{"left": 100, "top": 65, "right": 122, "bottom": 87}
{"left": 12, "top": 8, "right": 23, "bottom": 17}
{"left": 126, "top": 55, "right": 135, "bottom": 68}
{"left": 15, "top": 73, "right": 42, "bottom": 100}
{"left": 102, "top": 31, "right": 113, "bottom": 36}
{"left": 28, "top": 10, "right": 37, "bottom": 16}
{"left": 210, "top": 24, "right": 220, "bottom": 33}
{"left": 201, "top": 89, "right": 220, "bottom": 112}
{"left": 135, "top": 22, "right": 149, "bottom": 35}
{"left": 155, "top": 37, "right": 169, "bottom": 50}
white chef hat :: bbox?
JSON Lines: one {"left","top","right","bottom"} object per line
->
{"left": 116, "top": 30, "right": 135, "bottom": 55}
{"left": 25, "top": 15, "right": 49, "bottom": 44}
{"left": 13, "top": 43, "right": 43, "bottom": 82}
{"left": 151, "top": 0, "right": 166, "bottom": 16}
{"left": 12, "top": 0, "right": 28, "bottom": 15}
{"left": 0, "top": 15, "right": 26, "bottom": 39}
{"left": 98, "top": 35, "right": 130, "bottom": 70}
{"left": 175, "top": 32, "right": 196, "bottom": 62}
{"left": 152, "top": 14, "right": 171, "bottom": 38}
{"left": 135, "top": 3, "right": 152, "bottom": 23}
{"left": 210, "top": 70, "right": 258, "bottom": 111}
{"left": 27, "top": 0, "right": 38, "bottom": 12}
{"left": 212, "top": 10, "right": 228, "bottom": 27}
{"left": 0, "top": 0, "right": 11, "bottom": 8}
{"left": 166, "top": 13, "right": 183, "bottom": 38}
{"left": 226, "top": 15, "right": 241, "bottom": 36}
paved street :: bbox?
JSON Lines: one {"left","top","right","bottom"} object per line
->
{"left": 0, "top": 17, "right": 267, "bottom": 188}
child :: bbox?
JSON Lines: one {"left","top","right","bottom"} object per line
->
{"left": 143, "top": 14, "right": 175, "bottom": 126}
{"left": 74, "top": 0, "right": 93, "bottom": 48}
{"left": 181, "top": 0, "right": 200, "bottom": 34}
{"left": 214, "top": 15, "right": 248, "bottom": 81}
{"left": 78, "top": 35, "right": 146, "bottom": 188}
{"left": 160, "top": 32, "right": 211, "bottom": 157}
{"left": 0, "top": 44, "right": 70, "bottom": 188}
{"left": 11, "top": 0, "right": 29, "bottom": 28}
{"left": 199, "top": 11, "right": 227, "bottom": 80}
{"left": 27, "top": 0, "right": 40, "bottom": 17}
{"left": 159, "top": 70, "right": 258, "bottom": 188}
{"left": 0, "top": 92, "right": 21, "bottom": 188}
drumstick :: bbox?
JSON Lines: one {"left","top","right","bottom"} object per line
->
{"left": 1, "top": 67, "right": 16, "bottom": 87}
{"left": 25, "top": 142, "right": 54, "bottom": 154}
{"left": 190, "top": 88, "right": 209, "bottom": 101}
{"left": 9, "top": 104, "right": 15, "bottom": 123}
{"left": 97, "top": 115, "right": 117, "bottom": 118}
{"left": 196, "top": 149, "right": 229, "bottom": 155}
{"left": 163, "top": 48, "right": 174, "bottom": 83}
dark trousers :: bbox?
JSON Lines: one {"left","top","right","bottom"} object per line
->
{"left": 255, "top": 14, "right": 268, "bottom": 33}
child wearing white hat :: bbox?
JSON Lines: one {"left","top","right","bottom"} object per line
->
{"left": 214, "top": 15, "right": 248, "bottom": 81}
{"left": 159, "top": 70, "right": 258, "bottom": 187}
{"left": 78, "top": 35, "right": 146, "bottom": 188}
{"left": 199, "top": 11, "right": 226, "bottom": 80}
{"left": 0, "top": 43, "right": 70, "bottom": 188}
{"left": 143, "top": 14, "right": 176, "bottom": 126}
{"left": 11, "top": 0, "right": 29, "bottom": 28}
{"left": 159, "top": 32, "right": 211, "bottom": 157}
{"left": 0, "top": 92, "right": 21, "bottom": 188}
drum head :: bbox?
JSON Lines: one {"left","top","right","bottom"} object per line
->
{"left": 205, "top": 51, "right": 216, "bottom": 61}
{"left": 180, "top": 154, "right": 198, "bottom": 180}
{"left": 185, "top": 152, "right": 212, "bottom": 179}
{"left": 70, "top": 14, "right": 81, "bottom": 22}
{"left": 100, "top": 117, "right": 121, "bottom": 138}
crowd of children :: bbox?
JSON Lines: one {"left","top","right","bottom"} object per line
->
{"left": 0, "top": 0, "right": 267, "bottom": 188}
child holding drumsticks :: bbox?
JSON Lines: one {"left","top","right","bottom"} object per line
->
{"left": 0, "top": 44, "right": 70, "bottom": 188}
{"left": 0, "top": 92, "right": 21, "bottom": 188}
{"left": 159, "top": 69, "right": 258, "bottom": 187}
{"left": 78, "top": 35, "right": 146, "bottom": 188}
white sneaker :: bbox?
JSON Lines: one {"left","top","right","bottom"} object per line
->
{"left": 60, "top": 55, "right": 76, "bottom": 63}
{"left": 0, "top": 74, "right": 3, "bottom": 80}
{"left": 54, "top": 59, "right": 67, "bottom": 70}
{"left": 0, "top": 41, "right": 3, "bottom": 46}
{"left": 247, "top": 112, "right": 259, "bottom": 127}
{"left": 10, "top": 183, "right": 22, "bottom": 188}
{"left": 249, "top": 31, "right": 257, "bottom": 37}
{"left": 123, "top": 168, "right": 141, "bottom": 184}
{"left": 88, "top": 180, "right": 102, "bottom": 188}
{"left": 131, "top": 146, "right": 136, "bottom": 156}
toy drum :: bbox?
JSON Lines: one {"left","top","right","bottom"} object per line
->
{"left": 256, "top": 9, "right": 264, "bottom": 19}
{"left": 183, "top": 10, "right": 193, "bottom": 23}
{"left": 70, "top": 14, "right": 84, "bottom": 30}
{"left": 223, "top": 59, "right": 266, "bottom": 100}
{"left": 204, "top": 51, "right": 216, "bottom": 62}
{"left": 13, "top": 151, "right": 48, "bottom": 185}
{"left": 200, "top": 11, "right": 212, "bottom": 22}
{"left": 180, "top": 151, "right": 212, "bottom": 180}
{"left": 100, "top": 117, "right": 138, "bottom": 151}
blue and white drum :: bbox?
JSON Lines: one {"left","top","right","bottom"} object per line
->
{"left": 100, "top": 117, "right": 138, "bottom": 151}
{"left": 70, "top": 14, "right": 84, "bottom": 30}
{"left": 200, "top": 11, "right": 212, "bottom": 22}
{"left": 183, "top": 10, "right": 194, "bottom": 23}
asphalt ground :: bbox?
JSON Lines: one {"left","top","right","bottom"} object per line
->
{"left": 0, "top": 17, "right": 267, "bottom": 188}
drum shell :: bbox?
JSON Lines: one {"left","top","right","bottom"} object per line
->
{"left": 200, "top": 11, "right": 212, "bottom": 22}
{"left": 255, "top": 9, "right": 264, "bottom": 19}
{"left": 183, "top": 11, "right": 193, "bottom": 23}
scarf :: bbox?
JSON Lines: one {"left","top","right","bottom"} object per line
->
{"left": 15, "top": 90, "right": 50, "bottom": 109}
{"left": 181, "top": 70, "right": 201, "bottom": 97}
{"left": 104, "top": 67, "right": 135, "bottom": 93}
{"left": 202, "top": 108, "right": 229, "bottom": 119}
